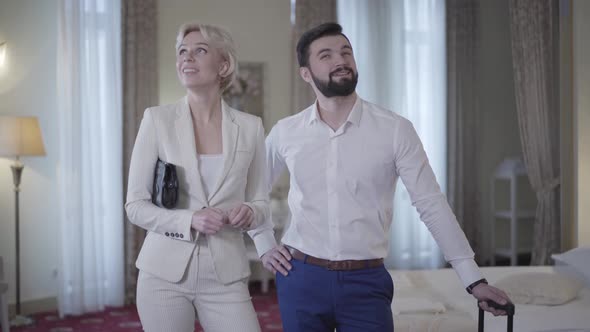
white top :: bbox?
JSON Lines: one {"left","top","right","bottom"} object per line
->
{"left": 265, "top": 97, "right": 483, "bottom": 287}
{"left": 197, "top": 154, "right": 223, "bottom": 199}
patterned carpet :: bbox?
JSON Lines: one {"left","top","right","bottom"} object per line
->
{"left": 9, "top": 284, "right": 282, "bottom": 332}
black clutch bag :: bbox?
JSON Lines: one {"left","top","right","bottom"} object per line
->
{"left": 152, "top": 159, "right": 178, "bottom": 209}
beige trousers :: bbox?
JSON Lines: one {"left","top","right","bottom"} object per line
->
{"left": 136, "top": 237, "right": 261, "bottom": 332}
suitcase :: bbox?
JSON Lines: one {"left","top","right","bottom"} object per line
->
{"left": 478, "top": 300, "right": 515, "bottom": 332}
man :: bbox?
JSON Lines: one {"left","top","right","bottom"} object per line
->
{"left": 260, "top": 22, "right": 511, "bottom": 331}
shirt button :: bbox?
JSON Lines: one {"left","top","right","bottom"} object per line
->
{"left": 165, "top": 232, "right": 170, "bottom": 237}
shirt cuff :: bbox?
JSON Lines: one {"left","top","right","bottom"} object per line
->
{"left": 252, "top": 230, "right": 278, "bottom": 257}
{"left": 450, "top": 258, "right": 484, "bottom": 288}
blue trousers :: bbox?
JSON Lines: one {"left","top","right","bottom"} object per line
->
{"left": 276, "top": 258, "right": 394, "bottom": 332}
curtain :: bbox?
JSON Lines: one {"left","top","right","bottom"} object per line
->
{"left": 508, "top": 0, "right": 560, "bottom": 265}
{"left": 56, "top": 0, "right": 124, "bottom": 316}
{"left": 291, "top": 0, "right": 336, "bottom": 114}
{"left": 338, "top": 0, "right": 446, "bottom": 269}
{"left": 122, "top": 0, "right": 158, "bottom": 304}
{"left": 446, "top": 0, "right": 482, "bottom": 259}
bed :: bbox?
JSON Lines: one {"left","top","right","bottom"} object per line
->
{"left": 388, "top": 264, "right": 590, "bottom": 332}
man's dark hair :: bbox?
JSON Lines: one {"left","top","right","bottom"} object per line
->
{"left": 296, "top": 22, "right": 351, "bottom": 68}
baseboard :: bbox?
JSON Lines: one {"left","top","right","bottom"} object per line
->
{"left": 8, "top": 297, "right": 57, "bottom": 316}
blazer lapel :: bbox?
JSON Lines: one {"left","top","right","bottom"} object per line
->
{"left": 175, "top": 97, "right": 208, "bottom": 206}
{"left": 208, "top": 101, "right": 238, "bottom": 202}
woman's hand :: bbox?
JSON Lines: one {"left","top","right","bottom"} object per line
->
{"left": 191, "top": 208, "right": 227, "bottom": 235}
{"left": 228, "top": 204, "right": 254, "bottom": 230}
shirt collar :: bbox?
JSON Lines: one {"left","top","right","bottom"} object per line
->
{"left": 306, "top": 96, "right": 363, "bottom": 127}
{"left": 307, "top": 101, "right": 321, "bottom": 125}
{"left": 346, "top": 97, "right": 363, "bottom": 127}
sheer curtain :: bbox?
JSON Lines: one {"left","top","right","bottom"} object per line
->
{"left": 56, "top": 0, "right": 124, "bottom": 316}
{"left": 508, "top": 0, "right": 560, "bottom": 265}
{"left": 338, "top": 0, "right": 446, "bottom": 269}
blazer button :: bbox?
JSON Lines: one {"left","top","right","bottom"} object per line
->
{"left": 175, "top": 233, "right": 179, "bottom": 237}
{"left": 165, "top": 232, "right": 170, "bottom": 237}
{"left": 180, "top": 234, "right": 184, "bottom": 239}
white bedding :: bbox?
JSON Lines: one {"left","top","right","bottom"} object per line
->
{"left": 388, "top": 266, "right": 590, "bottom": 332}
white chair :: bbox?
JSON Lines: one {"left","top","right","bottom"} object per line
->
{"left": 0, "top": 256, "right": 10, "bottom": 332}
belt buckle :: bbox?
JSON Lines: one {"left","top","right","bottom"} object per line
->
{"left": 327, "top": 260, "right": 337, "bottom": 271}
{"left": 327, "top": 260, "right": 351, "bottom": 271}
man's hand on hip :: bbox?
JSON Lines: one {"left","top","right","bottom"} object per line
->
{"left": 261, "top": 245, "right": 292, "bottom": 276}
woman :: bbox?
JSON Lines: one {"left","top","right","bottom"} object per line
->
{"left": 126, "top": 22, "right": 274, "bottom": 332}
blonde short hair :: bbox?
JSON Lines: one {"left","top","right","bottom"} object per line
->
{"left": 175, "top": 22, "right": 237, "bottom": 91}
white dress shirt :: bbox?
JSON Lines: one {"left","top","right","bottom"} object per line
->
{"left": 265, "top": 97, "right": 483, "bottom": 287}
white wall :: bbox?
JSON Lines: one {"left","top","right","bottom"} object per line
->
{"left": 157, "top": 0, "right": 293, "bottom": 130}
{"left": 573, "top": 0, "right": 590, "bottom": 246}
{"left": 0, "top": 0, "right": 60, "bottom": 306}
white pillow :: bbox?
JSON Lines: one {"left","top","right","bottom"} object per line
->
{"left": 493, "top": 272, "right": 583, "bottom": 305}
{"left": 552, "top": 247, "right": 590, "bottom": 287}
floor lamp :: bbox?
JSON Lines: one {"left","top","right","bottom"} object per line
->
{"left": 0, "top": 116, "right": 46, "bottom": 327}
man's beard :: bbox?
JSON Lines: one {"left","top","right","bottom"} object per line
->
{"left": 310, "top": 67, "right": 358, "bottom": 98}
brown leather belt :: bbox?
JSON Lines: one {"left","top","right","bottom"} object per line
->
{"left": 288, "top": 247, "right": 383, "bottom": 271}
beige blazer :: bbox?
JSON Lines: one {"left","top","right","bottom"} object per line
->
{"left": 126, "top": 97, "right": 274, "bottom": 285}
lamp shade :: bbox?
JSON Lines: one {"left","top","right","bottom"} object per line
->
{"left": 0, "top": 116, "right": 46, "bottom": 157}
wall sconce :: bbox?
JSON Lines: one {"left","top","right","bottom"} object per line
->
{"left": 0, "top": 42, "right": 7, "bottom": 67}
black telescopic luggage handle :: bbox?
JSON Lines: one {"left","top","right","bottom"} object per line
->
{"left": 478, "top": 300, "right": 515, "bottom": 332}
